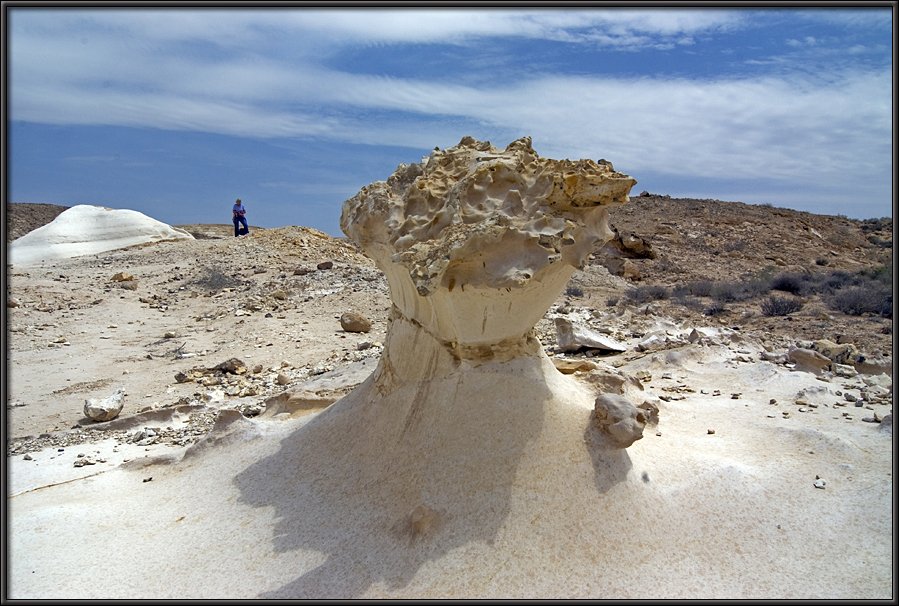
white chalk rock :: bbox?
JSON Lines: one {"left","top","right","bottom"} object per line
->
{"left": 9, "top": 205, "right": 193, "bottom": 265}
{"left": 83, "top": 387, "right": 126, "bottom": 422}
{"left": 555, "top": 317, "right": 628, "bottom": 354}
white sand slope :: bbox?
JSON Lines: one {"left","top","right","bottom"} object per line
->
{"left": 8, "top": 204, "right": 193, "bottom": 265}
{"left": 6, "top": 342, "right": 892, "bottom": 599}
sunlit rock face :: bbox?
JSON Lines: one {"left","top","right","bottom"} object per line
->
{"left": 341, "top": 136, "right": 636, "bottom": 359}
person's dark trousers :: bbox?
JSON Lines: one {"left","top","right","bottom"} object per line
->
{"left": 234, "top": 216, "right": 249, "bottom": 236}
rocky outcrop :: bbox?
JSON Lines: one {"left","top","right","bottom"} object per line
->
{"left": 341, "top": 135, "right": 636, "bottom": 353}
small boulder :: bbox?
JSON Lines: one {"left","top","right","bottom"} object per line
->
{"left": 593, "top": 394, "right": 647, "bottom": 448}
{"left": 787, "top": 347, "right": 831, "bottom": 374}
{"left": 84, "top": 387, "right": 126, "bottom": 422}
{"left": 555, "top": 318, "right": 627, "bottom": 354}
{"left": 340, "top": 312, "right": 372, "bottom": 333}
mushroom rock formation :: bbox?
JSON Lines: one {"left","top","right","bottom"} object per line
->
{"left": 341, "top": 134, "right": 636, "bottom": 369}
{"left": 9, "top": 137, "right": 892, "bottom": 599}
{"left": 228, "top": 135, "right": 641, "bottom": 595}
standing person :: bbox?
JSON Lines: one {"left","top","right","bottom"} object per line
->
{"left": 232, "top": 198, "right": 249, "bottom": 237}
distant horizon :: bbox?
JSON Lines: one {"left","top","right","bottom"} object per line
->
{"left": 8, "top": 189, "right": 891, "bottom": 239}
{"left": 8, "top": 7, "right": 893, "bottom": 235}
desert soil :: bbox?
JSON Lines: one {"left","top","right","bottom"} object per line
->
{"left": 4, "top": 197, "right": 893, "bottom": 599}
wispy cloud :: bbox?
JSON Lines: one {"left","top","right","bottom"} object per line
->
{"left": 8, "top": 8, "right": 892, "bottom": 220}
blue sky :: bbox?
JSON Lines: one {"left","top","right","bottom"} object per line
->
{"left": 7, "top": 6, "right": 894, "bottom": 236}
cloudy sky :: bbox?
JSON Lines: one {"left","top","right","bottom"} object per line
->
{"left": 8, "top": 6, "right": 893, "bottom": 236}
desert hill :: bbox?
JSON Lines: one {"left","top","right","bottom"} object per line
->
{"left": 6, "top": 196, "right": 892, "bottom": 362}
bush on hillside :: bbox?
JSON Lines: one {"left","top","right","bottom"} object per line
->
{"left": 760, "top": 295, "right": 804, "bottom": 317}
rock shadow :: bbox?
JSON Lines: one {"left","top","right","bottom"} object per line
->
{"left": 234, "top": 359, "right": 555, "bottom": 598}
{"left": 583, "top": 418, "right": 634, "bottom": 495}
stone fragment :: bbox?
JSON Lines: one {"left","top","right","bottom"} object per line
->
{"left": 111, "top": 272, "right": 134, "bottom": 282}
{"left": 812, "top": 339, "right": 863, "bottom": 366}
{"left": 216, "top": 358, "right": 247, "bottom": 374}
{"left": 593, "top": 394, "right": 647, "bottom": 448}
{"left": 317, "top": 261, "right": 334, "bottom": 270}
{"left": 637, "top": 400, "right": 660, "bottom": 425}
{"left": 552, "top": 358, "right": 598, "bottom": 374}
{"left": 787, "top": 347, "right": 831, "bottom": 374}
{"left": 555, "top": 318, "right": 627, "bottom": 354}
{"left": 276, "top": 373, "right": 290, "bottom": 386}
{"left": 84, "top": 387, "right": 126, "bottom": 422}
{"left": 340, "top": 312, "right": 372, "bottom": 333}
{"left": 832, "top": 363, "right": 858, "bottom": 378}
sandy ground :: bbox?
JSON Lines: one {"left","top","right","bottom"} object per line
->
{"left": 5, "top": 230, "right": 893, "bottom": 599}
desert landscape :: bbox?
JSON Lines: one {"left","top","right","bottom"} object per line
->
{"left": 4, "top": 137, "right": 893, "bottom": 599}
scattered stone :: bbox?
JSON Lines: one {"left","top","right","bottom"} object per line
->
{"left": 340, "top": 312, "right": 372, "bottom": 333}
{"left": 110, "top": 272, "right": 134, "bottom": 282}
{"left": 832, "top": 363, "right": 858, "bottom": 378}
{"left": 813, "top": 478, "right": 826, "bottom": 489}
{"left": 637, "top": 400, "right": 659, "bottom": 425}
{"left": 276, "top": 373, "right": 290, "bottom": 386}
{"left": 555, "top": 317, "right": 627, "bottom": 354}
{"left": 593, "top": 394, "right": 647, "bottom": 448}
{"left": 23, "top": 453, "right": 32, "bottom": 460}
{"left": 83, "top": 387, "right": 126, "bottom": 422}
{"left": 552, "top": 358, "right": 598, "bottom": 374}
{"left": 787, "top": 347, "right": 831, "bottom": 374}
{"left": 8, "top": 297, "right": 21, "bottom": 308}
{"left": 707, "top": 428, "right": 716, "bottom": 435}
{"left": 812, "top": 339, "right": 863, "bottom": 366}
{"left": 317, "top": 260, "right": 334, "bottom": 270}
{"left": 217, "top": 358, "right": 248, "bottom": 374}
